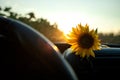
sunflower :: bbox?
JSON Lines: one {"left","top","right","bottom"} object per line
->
{"left": 66, "top": 24, "right": 101, "bottom": 58}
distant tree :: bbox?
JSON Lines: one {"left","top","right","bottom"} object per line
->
{"left": 0, "top": 6, "right": 2, "bottom": 11}
{"left": 99, "top": 32, "right": 120, "bottom": 44}
{"left": 27, "top": 12, "right": 35, "bottom": 20}
{"left": 4, "top": 7, "right": 11, "bottom": 12}
{"left": 0, "top": 6, "right": 6, "bottom": 16}
{"left": 53, "top": 22, "right": 58, "bottom": 28}
{"left": 0, "top": 7, "right": 18, "bottom": 19}
{"left": 9, "top": 12, "right": 18, "bottom": 19}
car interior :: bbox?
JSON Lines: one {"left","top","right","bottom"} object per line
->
{"left": 0, "top": 16, "right": 120, "bottom": 80}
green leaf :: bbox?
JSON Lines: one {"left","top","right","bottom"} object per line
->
{"left": 95, "top": 28, "right": 98, "bottom": 34}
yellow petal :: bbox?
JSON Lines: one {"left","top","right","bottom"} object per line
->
{"left": 89, "top": 50, "right": 95, "bottom": 57}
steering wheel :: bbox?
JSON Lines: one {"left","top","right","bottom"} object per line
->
{"left": 0, "top": 16, "right": 78, "bottom": 80}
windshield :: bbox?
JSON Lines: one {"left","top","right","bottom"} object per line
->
{"left": 0, "top": 0, "right": 120, "bottom": 44}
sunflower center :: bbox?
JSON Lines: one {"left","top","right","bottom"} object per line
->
{"left": 78, "top": 33, "right": 94, "bottom": 49}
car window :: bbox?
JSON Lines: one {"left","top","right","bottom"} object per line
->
{"left": 0, "top": 0, "right": 120, "bottom": 45}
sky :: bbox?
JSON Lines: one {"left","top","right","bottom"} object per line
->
{"left": 0, "top": 0, "right": 120, "bottom": 34}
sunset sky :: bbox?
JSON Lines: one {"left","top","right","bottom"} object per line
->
{"left": 0, "top": 0, "right": 120, "bottom": 34}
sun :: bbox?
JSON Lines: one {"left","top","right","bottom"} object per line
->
{"left": 58, "top": 21, "right": 92, "bottom": 35}
{"left": 58, "top": 23, "right": 74, "bottom": 34}
{"left": 58, "top": 20, "right": 92, "bottom": 35}
{"left": 46, "top": 12, "right": 93, "bottom": 34}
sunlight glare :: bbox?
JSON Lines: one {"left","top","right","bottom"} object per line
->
{"left": 46, "top": 12, "right": 93, "bottom": 35}
{"left": 58, "top": 18, "right": 93, "bottom": 34}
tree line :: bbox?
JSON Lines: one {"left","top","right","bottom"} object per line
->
{"left": 99, "top": 33, "right": 120, "bottom": 44}
{"left": 0, "top": 6, "right": 120, "bottom": 44}
{"left": 0, "top": 6, "right": 66, "bottom": 42}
